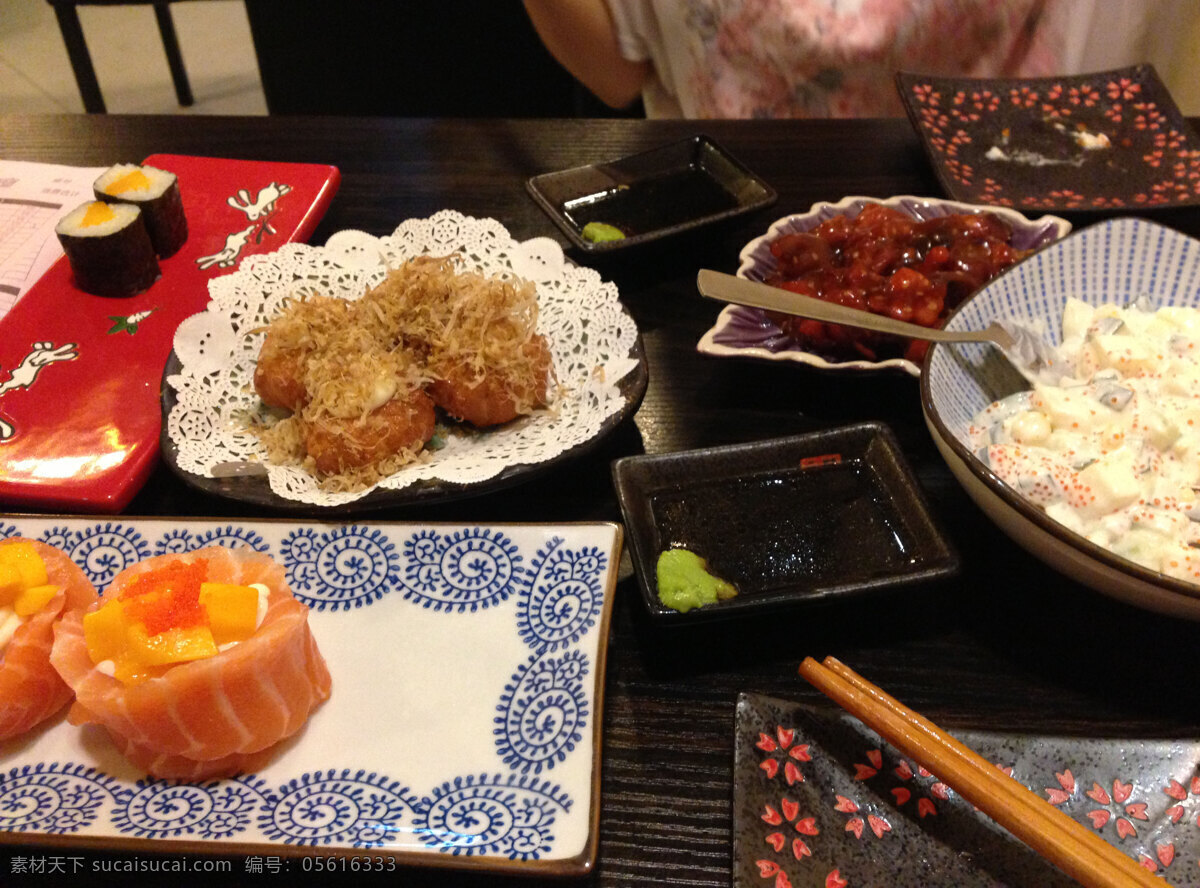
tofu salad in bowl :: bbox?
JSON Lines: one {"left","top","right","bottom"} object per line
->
{"left": 922, "top": 217, "right": 1200, "bottom": 618}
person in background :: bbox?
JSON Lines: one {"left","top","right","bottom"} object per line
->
{"left": 523, "top": 0, "right": 1199, "bottom": 119}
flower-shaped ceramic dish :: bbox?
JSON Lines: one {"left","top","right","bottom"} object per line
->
{"left": 922, "top": 216, "right": 1200, "bottom": 620}
{"left": 897, "top": 64, "right": 1200, "bottom": 213}
{"left": 0, "top": 514, "right": 621, "bottom": 876}
{"left": 733, "top": 692, "right": 1200, "bottom": 887}
{"left": 697, "top": 195, "right": 1070, "bottom": 376}
{"left": 611, "top": 423, "right": 959, "bottom": 623}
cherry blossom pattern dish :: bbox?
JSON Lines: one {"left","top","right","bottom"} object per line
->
{"left": 733, "top": 692, "right": 1199, "bottom": 888}
{"left": 896, "top": 65, "right": 1200, "bottom": 212}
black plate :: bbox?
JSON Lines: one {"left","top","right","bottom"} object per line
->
{"left": 526, "top": 135, "right": 776, "bottom": 253}
{"left": 159, "top": 332, "right": 648, "bottom": 515}
{"left": 611, "top": 423, "right": 959, "bottom": 623}
{"left": 897, "top": 64, "right": 1200, "bottom": 212}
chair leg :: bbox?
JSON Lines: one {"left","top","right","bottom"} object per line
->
{"left": 51, "top": 4, "right": 105, "bottom": 113}
{"left": 153, "top": 3, "right": 193, "bottom": 106}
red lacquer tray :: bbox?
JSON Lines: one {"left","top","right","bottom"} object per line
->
{"left": 0, "top": 154, "right": 340, "bottom": 512}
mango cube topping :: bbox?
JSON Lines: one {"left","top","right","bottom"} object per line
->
{"left": 0, "top": 563, "right": 21, "bottom": 599}
{"left": 128, "top": 624, "right": 218, "bottom": 667}
{"left": 14, "top": 584, "right": 59, "bottom": 617}
{"left": 107, "top": 169, "right": 152, "bottom": 194}
{"left": 0, "top": 543, "right": 58, "bottom": 616}
{"left": 83, "top": 563, "right": 263, "bottom": 684}
{"left": 0, "top": 542, "right": 49, "bottom": 591}
{"left": 80, "top": 201, "right": 116, "bottom": 228}
{"left": 199, "top": 582, "right": 260, "bottom": 645}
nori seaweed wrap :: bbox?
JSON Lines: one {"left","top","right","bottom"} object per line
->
{"left": 94, "top": 163, "right": 187, "bottom": 258}
{"left": 55, "top": 201, "right": 160, "bottom": 297}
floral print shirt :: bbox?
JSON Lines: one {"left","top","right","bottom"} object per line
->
{"left": 604, "top": 0, "right": 1073, "bottom": 118}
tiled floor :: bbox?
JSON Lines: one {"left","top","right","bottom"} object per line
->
{"left": 0, "top": 0, "right": 265, "bottom": 115}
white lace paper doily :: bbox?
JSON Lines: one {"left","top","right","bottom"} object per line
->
{"left": 166, "top": 210, "right": 640, "bottom": 507}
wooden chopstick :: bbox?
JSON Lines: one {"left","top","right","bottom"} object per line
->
{"left": 797, "top": 656, "right": 1166, "bottom": 888}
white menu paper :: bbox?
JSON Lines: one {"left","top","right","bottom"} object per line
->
{"left": 0, "top": 159, "right": 107, "bottom": 321}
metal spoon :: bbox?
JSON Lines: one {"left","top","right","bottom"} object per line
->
{"left": 696, "top": 269, "right": 1062, "bottom": 378}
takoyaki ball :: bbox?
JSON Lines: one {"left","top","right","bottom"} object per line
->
{"left": 253, "top": 332, "right": 308, "bottom": 412}
{"left": 302, "top": 390, "right": 436, "bottom": 476}
{"left": 429, "top": 334, "right": 553, "bottom": 428}
{"left": 253, "top": 295, "right": 349, "bottom": 411}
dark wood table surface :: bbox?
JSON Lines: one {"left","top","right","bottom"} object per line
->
{"left": 3, "top": 114, "right": 1200, "bottom": 887}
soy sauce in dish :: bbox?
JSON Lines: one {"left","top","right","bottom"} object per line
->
{"left": 650, "top": 461, "right": 917, "bottom": 598}
{"left": 563, "top": 167, "right": 739, "bottom": 238}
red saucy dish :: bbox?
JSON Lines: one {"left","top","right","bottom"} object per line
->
{"left": 761, "top": 202, "right": 1030, "bottom": 364}
{"left": 708, "top": 197, "right": 1072, "bottom": 375}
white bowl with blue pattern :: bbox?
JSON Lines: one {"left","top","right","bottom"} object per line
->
{"left": 921, "top": 217, "right": 1200, "bottom": 618}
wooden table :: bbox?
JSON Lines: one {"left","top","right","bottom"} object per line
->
{"left": 3, "top": 115, "right": 1200, "bottom": 886}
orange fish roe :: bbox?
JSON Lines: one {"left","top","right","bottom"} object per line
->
{"left": 117, "top": 562, "right": 207, "bottom": 635}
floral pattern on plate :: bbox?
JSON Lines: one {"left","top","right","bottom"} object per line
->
{"left": 734, "top": 693, "right": 1200, "bottom": 887}
{"left": 897, "top": 64, "right": 1200, "bottom": 212}
{"left": 0, "top": 517, "right": 620, "bottom": 875}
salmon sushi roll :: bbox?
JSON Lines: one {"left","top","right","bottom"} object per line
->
{"left": 93, "top": 163, "right": 187, "bottom": 257}
{"left": 50, "top": 547, "right": 331, "bottom": 780}
{"left": 0, "top": 538, "right": 99, "bottom": 741}
{"left": 56, "top": 201, "right": 160, "bottom": 297}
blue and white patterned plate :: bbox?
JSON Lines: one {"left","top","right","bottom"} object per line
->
{"left": 0, "top": 517, "right": 621, "bottom": 875}
{"left": 921, "top": 217, "right": 1200, "bottom": 619}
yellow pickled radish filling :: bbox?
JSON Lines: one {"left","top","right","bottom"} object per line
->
{"left": 80, "top": 201, "right": 116, "bottom": 228}
{"left": 106, "top": 169, "right": 152, "bottom": 194}
{"left": 0, "top": 542, "right": 60, "bottom": 652}
{"left": 83, "top": 568, "right": 268, "bottom": 685}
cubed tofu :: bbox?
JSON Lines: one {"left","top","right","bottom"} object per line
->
{"left": 1137, "top": 405, "right": 1181, "bottom": 452}
{"left": 1162, "top": 363, "right": 1200, "bottom": 396}
{"left": 1060, "top": 298, "right": 1095, "bottom": 342}
{"left": 1088, "top": 333, "right": 1160, "bottom": 375}
{"left": 1156, "top": 306, "right": 1200, "bottom": 335}
{"left": 1076, "top": 447, "right": 1141, "bottom": 518}
{"left": 1033, "top": 384, "right": 1104, "bottom": 433}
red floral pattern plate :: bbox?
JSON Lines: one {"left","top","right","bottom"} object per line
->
{"left": 896, "top": 65, "right": 1200, "bottom": 212}
{"left": 734, "top": 692, "right": 1199, "bottom": 888}
{"left": 0, "top": 155, "right": 339, "bottom": 512}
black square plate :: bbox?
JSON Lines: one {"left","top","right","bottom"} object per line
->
{"left": 611, "top": 423, "right": 959, "bottom": 622}
{"left": 896, "top": 64, "right": 1200, "bottom": 212}
{"left": 526, "top": 135, "right": 776, "bottom": 253}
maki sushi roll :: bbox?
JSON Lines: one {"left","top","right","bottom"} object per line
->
{"left": 0, "top": 538, "right": 99, "bottom": 741}
{"left": 55, "top": 200, "right": 160, "bottom": 297}
{"left": 93, "top": 163, "right": 187, "bottom": 257}
{"left": 51, "top": 547, "right": 331, "bottom": 780}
